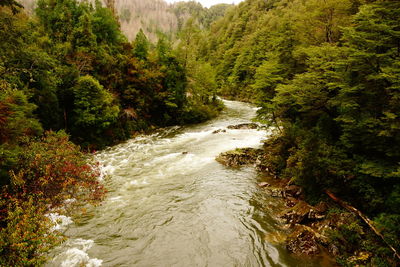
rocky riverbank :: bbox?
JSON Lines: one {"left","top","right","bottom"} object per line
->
{"left": 215, "top": 133, "right": 388, "bottom": 266}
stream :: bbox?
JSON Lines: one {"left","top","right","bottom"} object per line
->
{"left": 47, "top": 100, "right": 331, "bottom": 267}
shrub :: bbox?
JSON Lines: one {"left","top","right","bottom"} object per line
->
{"left": 0, "top": 197, "right": 61, "bottom": 266}
{"left": 0, "top": 131, "right": 105, "bottom": 265}
{"left": 11, "top": 131, "right": 105, "bottom": 205}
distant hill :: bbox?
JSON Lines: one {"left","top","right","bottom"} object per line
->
{"left": 117, "top": 0, "right": 177, "bottom": 41}
{"left": 18, "top": 0, "right": 233, "bottom": 41}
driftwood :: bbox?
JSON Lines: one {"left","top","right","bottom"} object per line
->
{"left": 326, "top": 190, "right": 400, "bottom": 261}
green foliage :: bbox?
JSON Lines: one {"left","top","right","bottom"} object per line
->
{"left": 176, "top": 18, "right": 221, "bottom": 115}
{"left": 375, "top": 213, "right": 400, "bottom": 255}
{"left": 36, "top": 0, "right": 88, "bottom": 44}
{"left": 202, "top": 0, "right": 400, "bottom": 263}
{"left": 188, "top": 61, "right": 217, "bottom": 102}
{"left": 71, "top": 75, "right": 119, "bottom": 144}
{"left": 133, "top": 29, "right": 149, "bottom": 60}
{"left": 328, "top": 213, "right": 395, "bottom": 266}
{"left": 0, "top": 0, "right": 226, "bottom": 264}
{"left": 92, "top": 0, "right": 124, "bottom": 45}
{"left": 0, "top": 0, "right": 208, "bottom": 148}
{"left": 172, "top": 1, "right": 231, "bottom": 31}
{"left": 0, "top": 197, "right": 61, "bottom": 267}
{"left": 0, "top": 89, "right": 42, "bottom": 186}
{"left": 180, "top": 98, "right": 224, "bottom": 124}
{"left": 0, "top": 0, "right": 23, "bottom": 14}
{"left": 0, "top": 89, "right": 42, "bottom": 144}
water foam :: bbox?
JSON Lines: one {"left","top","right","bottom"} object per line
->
{"left": 46, "top": 213, "right": 73, "bottom": 232}
{"left": 51, "top": 239, "right": 103, "bottom": 267}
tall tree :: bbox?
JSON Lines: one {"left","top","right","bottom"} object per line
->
{"left": 133, "top": 29, "right": 149, "bottom": 60}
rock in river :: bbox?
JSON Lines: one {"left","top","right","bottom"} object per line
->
{"left": 216, "top": 148, "right": 263, "bottom": 167}
{"left": 212, "top": 129, "right": 227, "bottom": 134}
{"left": 227, "top": 123, "right": 259, "bottom": 130}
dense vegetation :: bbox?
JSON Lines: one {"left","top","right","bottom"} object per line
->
{"left": 2, "top": 0, "right": 399, "bottom": 265}
{"left": 0, "top": 0, "right": 223, "bottom": 264}
{"left": 202, "top": 0, "right": 400, "bottom": 264}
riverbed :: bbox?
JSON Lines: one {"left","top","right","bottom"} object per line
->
{"left": 47, "top": 100, "right": 329, "bottom": 267}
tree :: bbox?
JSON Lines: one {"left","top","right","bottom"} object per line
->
{"left": 0, "top": 0, "right": 23, "bottom": 14}
{"left": 293, "top": 0, "right": 353, "bottom": 44}
{"left": 0, "top": 89, "right": 42, "bottom": 144}
{"left": 71, "top": 75, "right": 119, "bottom": 144}
{"left": 177, "top": 18, "right": 200, "bottom": 68}
{"left": 92, "top": 0, "right": 123, "bottom": 45}
{"left": 133, "top": 29, "right": 149, "bottom": 60}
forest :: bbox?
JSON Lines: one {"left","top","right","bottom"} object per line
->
{"left": 202, "top": 0, "right": 400, "bottom": 265}
{"left": 0, "top": 0, "right": 222, "bottom": 265}
{"left": 1, "top": 0, "right": 399, "bottom": 266}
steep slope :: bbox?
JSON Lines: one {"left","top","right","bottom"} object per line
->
{"left": 203, "top": 0, "right": 400, "bottom": 265}
{"left": 117, "top": 0, "right": 177, "bottom": 41}
{"left": 18, "top": 0, "right": 232, "bottom": 41}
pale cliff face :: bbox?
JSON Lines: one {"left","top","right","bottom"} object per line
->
{"left": 18, "top": 0, "right": 184, "bottom": 42}
{"left": 18, "top": 0, "right": 178, "bottom": 41}
{"left": 18, "top": 0, "right": 230, "bottom": 42}
{"left": 116, "top": 0, "right": 178, "bottom": 42}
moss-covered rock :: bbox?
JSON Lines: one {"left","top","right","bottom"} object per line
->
{"left": 216, "top": 148, "right": 263, "bottom": 167}
{"left": 227, "top": 123, "right": 259, "bottom": 130}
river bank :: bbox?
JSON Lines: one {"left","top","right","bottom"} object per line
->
{"left": 216, "top": 138, "right": 399, "bottom": 266}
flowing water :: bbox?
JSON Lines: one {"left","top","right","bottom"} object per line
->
{"left": 47, "top": 100, "right": 332, "bottom": 267}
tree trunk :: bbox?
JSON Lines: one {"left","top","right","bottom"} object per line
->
{"left": 326, "top": 190, "right": 400, "bottom": 261}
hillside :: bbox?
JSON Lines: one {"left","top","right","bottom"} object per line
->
{"left": 201, "top": 0, "right": 400, "bottom": 265}
{"left": 117, "top": 0, "right": 177, "bottom": 41}
{"left": 18, "top": 0, "right": 232, "bottom": 41}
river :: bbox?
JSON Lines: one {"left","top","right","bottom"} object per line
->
{"left": 47, "top": 100, "right": 330, "bottom": 267}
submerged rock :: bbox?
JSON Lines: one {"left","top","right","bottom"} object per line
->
{"left": 227, "top": 123, "right": 259, "bottom": 130}
{"left": 264, "top": 231, "right": 288, "bottom": 245}
{"left": 212, "top": 129, "right": 227, "bottom": 134}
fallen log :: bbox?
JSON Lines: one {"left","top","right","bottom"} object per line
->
{"left": 326, "top": 190, "right": 400, "bottom": 261}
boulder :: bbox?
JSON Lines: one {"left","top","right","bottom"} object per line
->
{"left": 216, "top": 148, "right": 263, "bottom": 167}
{"left": 212, "top": 129, "right": 226, "bottom": 134}
{"left": 281, "top": 201, "right": 326, "bottom": 225}
{"left": 308, "top": 208, "right": 326, "bottom": 221}
{"left": 264, "top": 187, "right": 284, "bottom": 197}
{"left": 283, "top": 185, "right": 303, "bottom": 198}
{"left": 227, "top": 123, "right": 259, "bottom": 130}
{"left": 258, "top": 182, "right": 270, "bottom": 188}
{"left": 328, "top": 243, "right": 340, "bottom": 256}
{"left": 285, "top": 197, "right": 299, "bottom": 208}
{"left": 286, "top": 226, "right": 320, "bottom": 255}
{"left": 281, "top": 201, "right": 312, "bottom": 224}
